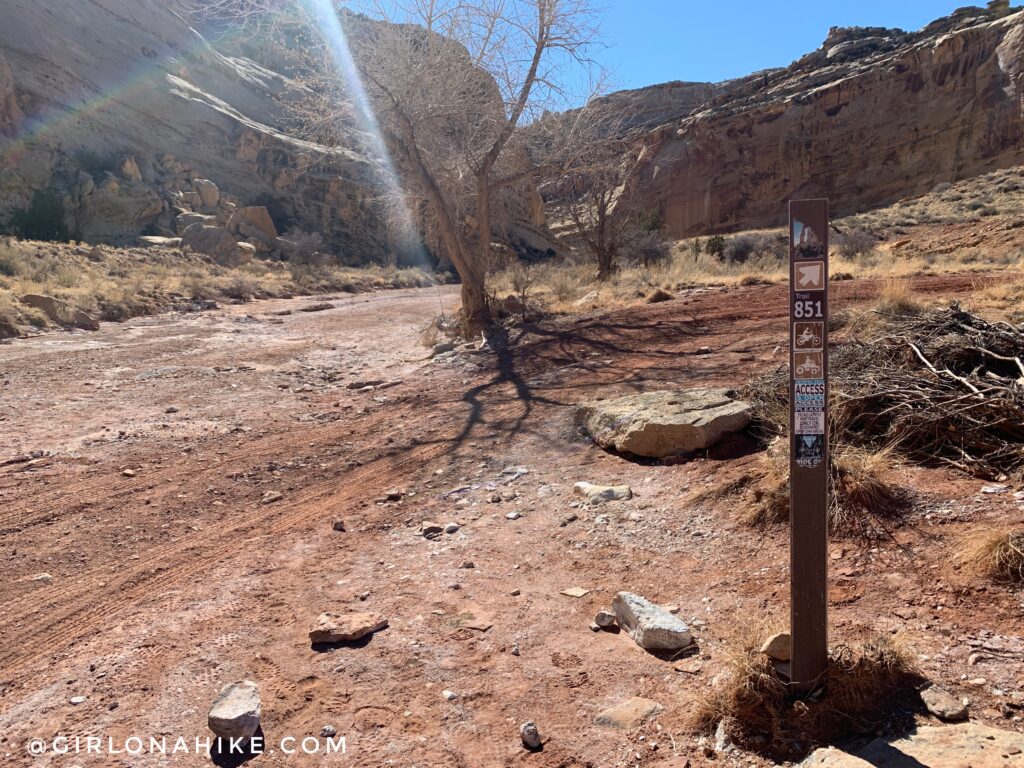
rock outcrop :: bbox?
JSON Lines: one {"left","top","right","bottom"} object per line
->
{"left": 0, "top": 1, "right": 554, "bottom": 265}
{"left": 624, "top": 8, "right": 1024, "bottom": 236}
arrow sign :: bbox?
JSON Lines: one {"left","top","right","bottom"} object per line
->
{"left": 797, "top": 262, "right": 824, "bottom": 289}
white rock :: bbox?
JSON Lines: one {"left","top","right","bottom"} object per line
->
{"left": 520, "top": 720, "right": 542, "bottom": 749}
{"left": 208, "top": 680, "right": 261, "bottom": 739}
{"left": 442, "top": 690, "right": 458, "bottom": 701}
{"left": 612, "top": 592, "right": 692, "bottom": 651}
{"left": 573, "top": 481, "right": 632, "bottom": 504}
{"left": 760, "top": 632, "right": 792, "bottom": 662}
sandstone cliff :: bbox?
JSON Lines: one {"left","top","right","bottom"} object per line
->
{"left": 628, "top": 7, "right": 1024, "bottom": 237}
{"left": 0, "top": 0, "right": 553, "bottom": 263}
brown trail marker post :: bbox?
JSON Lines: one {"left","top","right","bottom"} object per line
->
{"left": 788, "top": 199, "right": 829, "bottom": 694}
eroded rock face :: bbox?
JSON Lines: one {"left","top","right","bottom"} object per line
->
{"left": 0, "top": 1, "right": 554, "bottom": 259}
{"left": 627, "top": 10, "right": 1024, "bottom": 236}
{"left": 181, "top": 224, "right": 245, "bottom": 266}
{"left": 575, "top": 388, "right": 751, "bottom": 458}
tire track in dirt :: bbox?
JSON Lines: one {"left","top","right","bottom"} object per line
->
{"left": 0, "top": 395, "right": 526, "bottom": 689}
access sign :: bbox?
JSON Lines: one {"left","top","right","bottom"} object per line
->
{"left": 788, "top": 199, "right": 830, "bottom": 693}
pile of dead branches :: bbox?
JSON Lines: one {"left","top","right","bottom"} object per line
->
{"left": 747, "top": 303, "right": 1024, "bottom": 480}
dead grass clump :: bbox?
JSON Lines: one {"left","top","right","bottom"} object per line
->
{"left": 741, "top": 442, "right": 910, "bottom": 537}
{"left": 690, "top": 633, "right": 920, "bottom": 760}
{"left": 957, "top": 528, "right": 1024, "bottom": 583}
{"left": 876, "top": 277, "right": 924, "bottom": 316}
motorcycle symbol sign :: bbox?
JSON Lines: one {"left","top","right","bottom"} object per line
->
{"left": 794, "top": 321, "right": 824, "bottom": 351}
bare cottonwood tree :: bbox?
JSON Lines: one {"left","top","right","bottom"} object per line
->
{"left": 529, "top": 101, "right": 649, "bottom": 280}
{"left": 197, "top": 0, "right": 600, "bottom": 333}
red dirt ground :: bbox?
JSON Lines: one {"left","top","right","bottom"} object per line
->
{"left": 1, "top": 275, "right": 1022, "bottom": 767}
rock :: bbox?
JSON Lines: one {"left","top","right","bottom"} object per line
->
{"left": 0, "top": 53, "right": 23, "bottom": 136}
{"left": 261, "top": 491, "right": 283, "bottom": 504}
{"left": 182, "top": 224, "right": 245, "bottom": 267}
{"left": 714, "top": 719, "right": 733, "bottom": 752}
{"left": 120, "top": 156, "right": 143, "bottom": 183}
{"left": 193, "top": 179, "right": 220, "bottom": 211}
{"left": 833, "top": 723, "right": 1024, "bottom": 767}
{"left": 442, "top": 690, "right": 458, "bottom": 701}
{"left": 121, "top": 468, "right": 137, "bottom": 478}
{"left": 921, "top": 684, "right": 969, "bottom": 721}
{"left": 445, "top": 523, "right": 460, "bottom": 534}
{"left": 575, "top": 388, "right": 751, "bottom": 458}
{"left": 69, "top": 695, "right": 87, "bottom": 705}
{"left": 208, "top": 680, "right": 261, "bottom": 739}
{"left": 19, "top": 294, "right": 99, "bottom": 331}
{"left": 31, "top": 573, "right": 53, "bottom": 582}
{"left": 165, "top": 406, "right": 179, "bottom": 413}
{"left": 175, "top": 212, "right": 217, "bottom": 235}
{"left": 520, "top": 721, "right": 542, "bottom": 750}
{"left": 572, "top": 481, "right": 632, "bottom": 504}
{"left": 612, "top": 592, "right": 692, "bottom": 650}
{"left": 575, "top": 290, "right": 599, "bottom": 307}
{"left": 299, "top": 302, "right": 334, "bottom": 312}
{"left": 421, "top": 522, "right": 444, "bottom": 539}
{"left": 432, "top": 341, "right": 456, "bottom": 356}
{"left": 227, "top": 206, "right": 278, "bottom": 244}
{"left": 558, "top": 512, "right": 578, "bottom": 527}
{"left": 308, "top": 612, "right": 387, "bottom": 644}
{"left": 505, "top": 511, "right": 521, "bottom": 520}
{"left": 560, "top": 587, "right": 591, "bottom": 598}
{"left": 646, "top": 288, "right": 674, "bottom": 303}
{"left": 331, "top": 520, "right": 346, "bottom": 532}
{"left": 760, "top": 632, "right": 792, "bottom": 662}
{"left": 594, "top": 610, "right": 617, "bottom": 628}
{"left": 319, "top": 725, "right": 336, "bottom": 738}
{"left": 594, "top": 697, "right": 662, "bottom": 729}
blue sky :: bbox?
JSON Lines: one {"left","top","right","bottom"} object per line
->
{"left": 593, "top": 1, "right": 973, "bottom": 92}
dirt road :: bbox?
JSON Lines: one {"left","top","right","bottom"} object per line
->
{"left": 1, "top": 276, "right": 1021, "bottom": 767}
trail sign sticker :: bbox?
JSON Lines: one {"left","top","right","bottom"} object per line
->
{"left": 788, "top": 199, "right": 830, "bottom": 694}
{"left": 796, "top": 261, "right": 826, "bottom": 290}
{"left": 794, "top": 352, "right": 823, "bottom": 379}
{"left": 794, "top": 322, "right": 824, "bottom": 351}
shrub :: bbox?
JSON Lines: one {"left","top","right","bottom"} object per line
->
{"left": 8, "top": 190, "right": 70, "bottom": 242}
{"left": 706, "top": 235, "right": 726, "bottom": 258}
{"left": 621, "top": 227, "right": 671, "bottom": 267}
{"left": 957, "top": 529, "right": 1024, "bottom": 583}
{"left": 835, "top": 228, "right": 877, "bottom": 260}
{"left": 722, "top": 233, "right": 785, "bottom": 264}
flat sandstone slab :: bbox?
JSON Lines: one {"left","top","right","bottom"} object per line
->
{"left": 803, "top": 722, "right": 1024, "bottom": 767}
{"left": 575, "top": 388, "right": 751, "bottom": 458}
{"left": 594, "top": 697, "right": 663, "bottom": 729}
{"left": 309, "top": 612, "right": 387, "bottom": 644}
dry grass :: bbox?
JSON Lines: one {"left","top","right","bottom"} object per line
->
{"left": 957, "top": 528, "right": 1024, "bottom": 583}
{"left": 737, "top": 441, "right": 910, "bottom": 538}
{"left": 0, "top": 237, "right": 436, "bottom": 335}
{"left": 875, "top": 277, "right": 925, "bottom": 316}
{"left": 689, "top": 629, "right": 920, "bottom": 760}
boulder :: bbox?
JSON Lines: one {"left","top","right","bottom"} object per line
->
{"left": 120, "top": 156, "right": 142, "bottom": 183}
{"left": 920, "top": 685, "right": 968, "bottom": 721}
{"left": 208, "top": 680, "right": 261, "bottom": 739}
{"left": 308, "top": 612, "right": 387, "bottom": 644}
{"left": 611, "top": 592, "right": 692, "bottom": 651}
{"left": 19, "top": 294, "right": 99, "bottom": 331}
{"left": 594, "top": 697, "right": 662, "bottom": 729}
{"left": 175, "top": 212, "right": 217, "bottom": 236}
{"left": 572, "top": 481, "right": 632, "bottom": 504}
{"left": 181, "top": 223, "right": 244, "bottom": 266}
{"left": 575, "top": 388, "right": 751, "bottom": 458}
{"left": 760, "top": 632, "right": 792, "bottom": 662}
{"left": 193, "top": 179, "right": 220, "bottom": 211}
{"left": 228, "top": 206, "right": 278, "bottom": 244}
